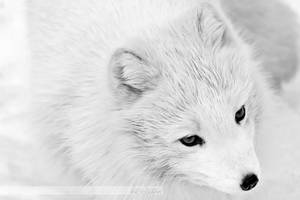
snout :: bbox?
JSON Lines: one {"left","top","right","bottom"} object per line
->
{"left": 240, "top": 173, "right": 259, "bottom": 191}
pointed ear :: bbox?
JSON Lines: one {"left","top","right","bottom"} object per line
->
{"left": 109, "top": 48, "right": 160, "bottom": 102}
{"left": 196, "top": 3, "right": 231, "bottom": 48}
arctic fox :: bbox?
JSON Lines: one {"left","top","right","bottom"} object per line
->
{"left": 27, "top": 0, "right": 298, "bottom": 199}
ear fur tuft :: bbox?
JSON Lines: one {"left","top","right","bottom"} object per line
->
{"left": 196, "top": 3, "right": 229, "bottom": 48}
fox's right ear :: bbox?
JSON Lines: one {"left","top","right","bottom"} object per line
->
{"left": 196, "top": 3, "right": 233, "bottom": 49}
{"left": 109, "top": 48, "right": 160, "bottom": 103}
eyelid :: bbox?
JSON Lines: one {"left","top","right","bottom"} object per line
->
{"left": 173, "top": 133, "right": 192, "bottom": 143}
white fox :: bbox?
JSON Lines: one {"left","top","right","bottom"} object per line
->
{"left": 27, "top": 0, "right": 298, "bottom": 199}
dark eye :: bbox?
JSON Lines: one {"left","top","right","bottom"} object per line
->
{"left": 235, "top": 105, "right": 246, "bottom": 124}
{"left": 179, "top": 135, "right": 205, "bottom": 147}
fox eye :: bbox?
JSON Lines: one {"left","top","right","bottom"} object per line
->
{"left": 235, "top": 105, "right": 246, "bottom": 124}
{"left": 179, "top": 135, "right": 205, "bottom": 147}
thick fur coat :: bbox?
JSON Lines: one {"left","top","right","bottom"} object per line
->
{"left": 26, "top": 0, "right": 298, "bottom": 199}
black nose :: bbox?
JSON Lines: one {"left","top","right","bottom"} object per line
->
{"left": 240, "top": 173, "right": 259, "bottom": 191}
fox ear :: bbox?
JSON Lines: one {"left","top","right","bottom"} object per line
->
{"left": 196, "top": 3, "right": 230, "bottom": 48}
{"left": 109, "top": 48, "right": 160, "bottom": 102}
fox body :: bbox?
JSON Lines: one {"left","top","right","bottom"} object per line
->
{"left": 27, "top": 0, "right": 297, "bottom": 199}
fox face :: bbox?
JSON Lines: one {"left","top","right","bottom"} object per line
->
{"left": 109, "top": 4, "right": 263, "bottom": 194}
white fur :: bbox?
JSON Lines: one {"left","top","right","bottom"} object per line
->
{"left": 26, "top": 0, "right": 296, "bottom": 199}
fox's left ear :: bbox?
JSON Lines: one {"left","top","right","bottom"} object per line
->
{"left": 196, "top": 3, "right": 233, "bottom": 48}
{"left": 109, "top": 48, "right": 160, "bottom": 104}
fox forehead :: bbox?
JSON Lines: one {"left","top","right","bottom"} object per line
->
{"left": 141, "top": 30, "right": 254, "bottom": 100}
{"left": 153, "top": 46, "right": 255, "bottom": 106}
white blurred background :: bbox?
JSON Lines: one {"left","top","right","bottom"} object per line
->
{"left": 0, "top": 0, "right": 299, "bottom": 200}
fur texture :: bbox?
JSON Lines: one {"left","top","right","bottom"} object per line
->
{"left": 27, "top": 0, "right": 296, "bottom": 199}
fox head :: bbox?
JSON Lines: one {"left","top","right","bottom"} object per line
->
{"left": 107, "top": 3, "right": 267, "bottom": 194}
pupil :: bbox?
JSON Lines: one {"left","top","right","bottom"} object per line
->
{"left": 235, "top": 105, "right": 245, "bottom": 124}
{"left": 184, "top": 136, "right": 196, "bottom": 143}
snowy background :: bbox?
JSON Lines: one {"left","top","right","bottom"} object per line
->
{"left": 0, "top": 0, "right": 299, "bottom": 199}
